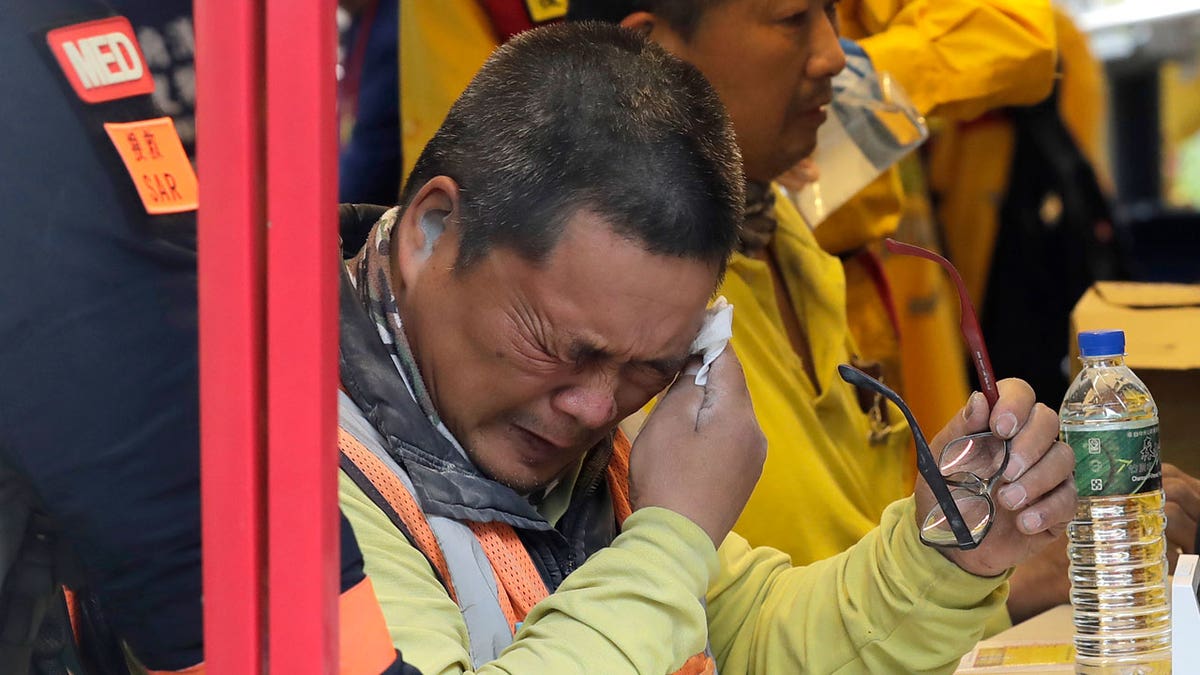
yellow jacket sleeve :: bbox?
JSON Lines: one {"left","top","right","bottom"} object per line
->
{"left": 339, "top": 471, "right": 718, "bottom": 675}
{"left": 841, "top": 0, "right": 1057, "bottom": 121}
{"left": 708, "top": 498, "right": 1009, "bottom": 674}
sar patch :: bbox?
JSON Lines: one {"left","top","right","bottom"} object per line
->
{"left": 46, "top": 16, "right": 155, "bottom": 104}
{"left": 103, "top": 117, "right": 198, "bottom": 214}
{"left": 524, "top": 0, "right": 567, "bottom": 23}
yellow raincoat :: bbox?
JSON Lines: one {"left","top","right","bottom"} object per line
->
{"left": 930, "top": 8, "right": 1106, "bottom": 310}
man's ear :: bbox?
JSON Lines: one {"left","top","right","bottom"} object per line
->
{"left": 619, "top": 11, "right": 656, "bottom": 37}
{"left": 620, "top": 11, "right": 686, "bottom": 52}
{"left": 393, "top": 175, "right": 460, "bottom": 291}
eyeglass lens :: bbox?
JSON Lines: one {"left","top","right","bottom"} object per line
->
{"left": 920, "top": 432, "right": 1010, "bottom": 546}
{"left": 938, "top": 432, "right": 1009, "bottom": 482}
{"left": 922, "top": 490, "right": 995, "bottom": 547}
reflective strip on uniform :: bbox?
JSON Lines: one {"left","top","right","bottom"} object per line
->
{"left": 338, "top": 577, "right": 400, "bottom": 674}
{"left": 339, "top": 394, "right": 512, "bottom": 666}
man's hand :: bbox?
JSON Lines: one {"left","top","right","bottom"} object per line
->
{"left": 628, "top": 349, "right": 767, "bottom": 547}
{"left": 1164, "top": 463, "right": 1200, "bottom": 571}
{"left": 915, "top": 379, "right": 1077, "bottom": 577}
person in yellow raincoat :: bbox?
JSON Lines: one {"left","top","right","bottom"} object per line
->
{"left": 930, "top": 7, "right": 1107, "bottom": 323}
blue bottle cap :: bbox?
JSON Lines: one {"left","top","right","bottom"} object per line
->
{"left": 1078, "top": 330, "right": 1125, "bottom": 357}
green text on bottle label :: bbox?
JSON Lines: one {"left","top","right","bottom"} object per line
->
{"left": 1063, "top": 421, "right": 1161, "bottom": 497}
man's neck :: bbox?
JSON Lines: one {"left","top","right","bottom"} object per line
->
{"left": 738, "top": 180, "right": 778, "bottom": 256}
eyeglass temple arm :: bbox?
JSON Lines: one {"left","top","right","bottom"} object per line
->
{"left": 838, "top": 364, "right": 978, "bottom": 549}
{"left": 884, "top": 238, "right": 998, "bottom": 408}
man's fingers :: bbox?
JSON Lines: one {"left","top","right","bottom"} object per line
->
{"left": 651, "top": 349, "right": 754, "bottom": 433}
{"left": 989, "top": 378, "right": 1037, "bottom": 440}
{"left": 696, "top": 348, "right": 752, "bottom": 408}
{"left": 997, "top": 440, "right": 1074, "bottom": 511}
{"left": 931, "top": 379, "right": 1038, "bottom": 452}
{"left": 1002, "top": 403, "right": 1061, "bottom": 481}
{"left": 1016, "top": 480, "right": 1077, "bottom": 535}
{"left": 649, "top": 357, "right": 706, "bottom": 413}
{"left": 930, "top": 391, "right": 988, "bottom": 451}
{"left": 702, "top": 346, "right": 746, "bottom": 390}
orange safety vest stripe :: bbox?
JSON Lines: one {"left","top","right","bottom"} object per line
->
{"left": 466, "top": 520, "right": 546, "bottom": 632}
{"left": 606, "top": 431, "right": 634, "bottom": 525}
{"left": 337, "top": 426, "right": 458, "bottom": 604}
{"left": 62, "top": 587, "right": 81, "bottom": 650}
{"left": 339, "top": 576, "right": 402, "bottom": 674}
{"left": 143, "top": 580, "right": 396, "bottom": 675}
{"left": 677, "top": 653, "right": 719, "bottom": 675}
{"left": 469, "top": 430, "right": 634, "bottom": 632}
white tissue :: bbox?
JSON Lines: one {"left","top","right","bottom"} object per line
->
{"left": 689, "top": 296, "right": 733, "bottom": 385}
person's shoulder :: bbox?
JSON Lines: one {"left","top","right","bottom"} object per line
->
{"left": 339, "top": 469, "right": 405, "bottom": 543}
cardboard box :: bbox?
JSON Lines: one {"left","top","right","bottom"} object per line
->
{"left": 1070, "top": 282, "right": 1200, "bottom": 474}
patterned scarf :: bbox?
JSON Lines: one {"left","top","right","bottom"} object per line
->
{"left": 345, "top": 206, "right": 444, "bottom": 428}
{"left": 739, "top": 180, "right": 778, "bottom": 256}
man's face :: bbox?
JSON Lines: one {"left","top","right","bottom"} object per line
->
{"left": 397, "top": 205, "right": 718, "bottom": 494}
{"left": 645, "top": 0, "right": 845, "bottom": 183}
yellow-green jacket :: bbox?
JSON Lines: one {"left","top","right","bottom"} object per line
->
{"left": 342, "top": 466, "right": 1009, "bottom": 675}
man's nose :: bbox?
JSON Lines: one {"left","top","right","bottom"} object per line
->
{"left": 808, "top": 12, "right": 847, "bottom": 79}
{"left": 551, "top": 373, "right": 619, "bottom": 430}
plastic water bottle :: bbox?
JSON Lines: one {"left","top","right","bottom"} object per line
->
{"left": 1062, "top": 330, "right": 1170, "bottom": 674}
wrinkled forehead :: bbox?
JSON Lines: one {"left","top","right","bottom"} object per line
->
{"left": 483, "top": 216, "right": 721, "bottom": 361}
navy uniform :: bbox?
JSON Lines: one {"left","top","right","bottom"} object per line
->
{"left": 0, "top": 2, "right": 417, "bottom": 672}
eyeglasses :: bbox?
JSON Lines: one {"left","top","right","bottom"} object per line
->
{"left": 841, "top": 239, "right": 1009, "bottom": 550}
{"left": 839, "top": 364, "right": 1010, "bottom": 550}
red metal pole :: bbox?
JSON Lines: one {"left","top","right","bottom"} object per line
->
{"left": 265, "top": 0, "right": 341, "bottom": 670}
{"left": 195, "top": 0, "right": 267, "bottom": 672}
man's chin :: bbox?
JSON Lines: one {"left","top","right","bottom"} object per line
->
{"left": 467, "top": 431, "right": 595, "bottom": 496}
{"left": 486, "top": 468, "right": 555, "bottom": 497}
{"left": 749, "top": 150, "right": 816, "bottom": 186}
{"left": 471, "top": 451, "right": 560, "bottom": 496}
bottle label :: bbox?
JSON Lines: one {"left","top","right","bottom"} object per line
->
{"left": 1063, "top": 420, "right": 1161, "bottom": 497}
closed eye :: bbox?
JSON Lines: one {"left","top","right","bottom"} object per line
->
{"left": 624, "top": 362, "right": 677, "bottom": 391}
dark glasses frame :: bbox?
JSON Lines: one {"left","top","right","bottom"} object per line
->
{"left": 846, "top": 238, "right": 1015, "bottom": 549}
{"left": 839, "top": 364, "right": 986, "bottom": 549}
